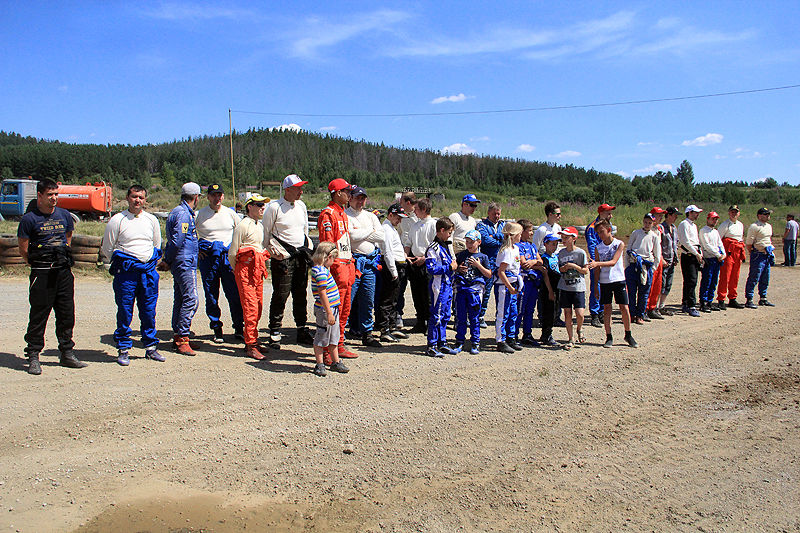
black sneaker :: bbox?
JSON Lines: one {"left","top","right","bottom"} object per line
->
{"left": 313, "top": 363, "right": 327, "bottom": 377}
{"left": 362, "top": 334, "right": 382, "bottom": 348}
{"left": 709, "top": 303, "right": 720, "bottom": 311}
{"left": 233, "top": 327, "right": 245, "bottom": 341}
{"left": 590, "top": 314, "right": 603, "bottom": 328}
{"left": 60, "top": 350, "right": 88, "bottom": 369}
{"left": 520, "top": 335, "right": 539, "bottom": 347}
{"left": 496, "top": 341, "right": 515, "bottom": 354}
{"left": 647, "top": 309, "right": 664, "bottom": 320}
{"left": 27, "top": 355, "right": 42, "bottom": 375}
{"left": 508, "top": 339, "right": 523, "bottom": 351}
{"left": 625, "top": 334, "right": 638, "bottom": 348}
{"left": 728, "top": 300, "right": 744, "bottom": 309}
{"left": 745, "top": 300, "right": 758, "bottom": 309}
{"left": 268, "top": 330, "right": 281, "bottom": 349}
{"left": 409, "top": 324, "right": 428, "bottom": 334}
{"left": 717, "top": 301, "right": 727, "bottom": 311}
{"left": 380, "top": 332, "right": 398, "bottom": 343}
{"left": 390, "top": 330, "right": 409, "bottom": 340}
{"left": 603, "top": 337, "right": 613, "bottom": 349}
{"left": 212, "top": 327, "right": 224, "bottom": 344}
{"left": 330, "top": 361, "right": 350, "bottom": 373}
{"left": 759, "top": 299, "right": 775, "bottom": 307}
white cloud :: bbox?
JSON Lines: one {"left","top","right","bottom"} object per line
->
{"left": 682, "top": 133, "right": 723, "bottom": 147}
{"left": 290, "top": 9, "right": 410, "bottom": 58}
{"left": 319, "top": 126, "right": 337, "bottom": 132}
{"left": 470, "top": 136, "right": 490, "bottom": 142}
{"left": 430, "top": 93, "right": 468, "bottom": 104}
{"left": 737, "top": 150, "right": 764, "bottom": 159}
{"left": 552, "top": 150, "right": 581, "bottom": 158}
{"left": 517, "top": 144, "right": 536, "bottom": 152}
{"left": 634, "top": 163, "right": 672, "bottom": 174}
{"left": 270, "top": 123, "right": 303, "bottom": 133}
{"left": 441, "top": 143, "right": 476, "bottom": 155}
{"left": 714, "top": 154, "right": 727, "bottom": 160}
{"left": 616, "top": 170, "right": 631, "bottom": 178}
{"left": 141, "top": 3, "right": 253, "bottom": 20}
{"left": 637, "top": 141, "right": 657, "bottom": 146}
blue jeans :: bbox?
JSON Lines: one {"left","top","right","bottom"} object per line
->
{"left": 784, "top": 239, "right": 796, "bottom": 266}
{"left": 349, "top": 263, "right": 378, "bottom": 335}
{"left": 516, "top": 278, "right": 539, "bottom": 337}
{"left": 699, "top": 257, "right": 721, "bottom": 304}
{"left": 625, "top": 263, "right": 653, "bottom": 318}
{"left": 199, "top": 253, "right": 243, "bottom": 331}
{"left": 745, "top": 250, "right": 771, "bottom": 300}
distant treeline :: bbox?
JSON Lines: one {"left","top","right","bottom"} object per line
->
{"left": 1, "top": 129, "right": 797, "bottom": 206}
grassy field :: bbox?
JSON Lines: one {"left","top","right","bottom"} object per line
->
{"left": 1, "top": 185, "right": 794, "bottom": 241}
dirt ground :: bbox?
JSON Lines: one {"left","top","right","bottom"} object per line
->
{"left": 0, "top": 259, "right": 799, "bottom": 532}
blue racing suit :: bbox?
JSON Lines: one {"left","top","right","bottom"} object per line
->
{"left": 516, "top": 241, "right": 542, "bottom": 338}
{"left": 110, "top": 248, "right": 162, "bottom": 351}
{"left": 165, "top": 200, "right": 199, "bottom": 336}
{"left": 585, "top": 218, "right": 602, "bottom": 315}
{"left": 425, "top": 238, "right": 454, "bottom": 347}
{"left": 454, "top": 250, "right": 490, "bottom": 345}
{"left": 198, "top": 239, "right": 243, "bottom": 331}
{"left": 477, "top": 218, "right": 506, "bottom": 321}
{"left": 349, "top": 249, "right": 381, "bottom": 336}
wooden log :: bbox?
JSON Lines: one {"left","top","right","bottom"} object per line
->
{"left": 71, "top": 235, "right": 103, "bottom": 247}
{"left": 0, "top": 256, "right": 25, "bottom": 265}
{"left": 0, "top": 246, "right": 21, "bottom": 257}
{"left": 0, "top": 236, "right": 18, "bottom": 248}
{"left": 70, "top": 245, "right": 101, "bottom": 254}
{"left": 72, "top": 253, "right": 100, "bottom": 263}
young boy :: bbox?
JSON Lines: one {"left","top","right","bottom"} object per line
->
{"left": 536, "top": 234, "right": 561, "bottom": 346}
{"left": 425, "top": 217, "right": 458, "bottom": 357}
{"left": 625, "top": 213, "right": 660, "bottom": 324}
{"left": 310, "top": 242, "right": 350, "bottom": 376}
{"left": 454, "top": 230, "right": 492, "bottom": 354}
{"left": 557, "top": 227, "right": 589, "bottom": 349}
{"left": 588, "top": 220, "right": 637, "bottom": 348}
{"left": 516, "top": 219, "right": 543, "bottom": 346}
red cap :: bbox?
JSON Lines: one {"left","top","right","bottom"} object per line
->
{"left": 598, "top": 203, "right": 616, "bottom": 213}
{"left": 707, "top": 211, "right": 720, "bottom": 219}
{"left": 559, "top": 226, "right": 579, "bottom": 238}
{"left": 327, "top": 178, "right": 351, "bottom": 193}
{"left": 650, "top": 206, "right": 666, "bottom": 214}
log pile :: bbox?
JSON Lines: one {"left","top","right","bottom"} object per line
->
{"left": 0, "top": 234, "right": 101, "bottom": 269}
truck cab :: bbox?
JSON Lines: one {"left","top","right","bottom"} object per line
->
{"left": 0, "top": 179, "right": 38, "bottom": 218}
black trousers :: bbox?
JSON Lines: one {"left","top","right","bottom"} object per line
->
{"left": 538, "top": 286, "right": 559, "bottom": 341}
{"left": 268, "top": 255, "right": 309, "bottom": 331}
{"left": 25, "top": 267, "right": 75, "bottom": 355}
{"left": 376, "top": 260, "right": 406, "bottom": 333}
{"left": 681, "top": 253, "right": 701, "bottom": 308}
{"left": 406, "top": 261, "right": 430, "bottom": 325}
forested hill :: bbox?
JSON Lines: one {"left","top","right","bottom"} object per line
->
{"left": 0, "top": 129, "right": 796, "bottom": 206}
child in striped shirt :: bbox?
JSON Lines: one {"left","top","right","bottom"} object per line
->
{"left": 310, "top": 242, "right": 349, "bottom": 376}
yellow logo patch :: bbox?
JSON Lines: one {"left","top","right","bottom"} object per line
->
{"left": 181, "top": 222, "right": 189, "bottom": 233}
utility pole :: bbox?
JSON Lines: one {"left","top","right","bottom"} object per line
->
{"left": 229, "top": 109, "right": 236, "bottom": 202}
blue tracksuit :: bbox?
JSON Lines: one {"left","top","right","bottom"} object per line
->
{"left": 198, "top": 239, "right": 243, "bottom": 331}
{"left": 110, "top": 249, "right": 162, "bottom": 351}
{"left": 426, "top": 239, "right": 454, "bottom": 347}
{"left": 165, "top": 200, "right": 199, "bottom": 335}
{"left": 454, "top": 250, "right": 490, "bottom": 344}
{"left": 585, "top": 218, "right": 602, "bottom": 315}
{"left": 477, "top": 218, "right": 506, "bottom": 321}
{"left": 349, "top": 249, "right": 381, "bottom": 335}
{"left": 699, "top": 256, "right": 721, "bottom": 304}
{"left": 516, "top": 241, "right": 541, "bottom": 338}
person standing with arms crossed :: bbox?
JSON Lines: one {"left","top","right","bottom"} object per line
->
{"left": 318, "top": 179, "right": 359, "bottom": 360}
{"left": 101, "top": 185, "right": 164, "bottom": 366}
{"left": 476, "top": 202, "right": 506, "bottom": 329}
{"left": 17, "top": 179, "right": 87, "bottom": 375}
{"left": 263, "top": 174, "right": 314, "bottom": 349}
{"left": 585, "top": 203, "right": 615, "bottom": 327}
{"left": 196, "top": 183, "right": 243, "bottom": 344}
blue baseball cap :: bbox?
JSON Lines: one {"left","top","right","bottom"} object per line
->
{"left": 543, "top": 233, "right": 561, "bottom": 243}
{"left": 465, "top": 230, "right": 482, "bottom": 241}
{"left": 462, "top": 194, "right": 481, "bottom": 204}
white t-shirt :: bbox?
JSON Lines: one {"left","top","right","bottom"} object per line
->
{"left": 448, "top": 211, "right": 477, "bottom": 246}
{"left": 533, "top": 221, "right": 562, "bottom": 252}
{"left": 786, "top": 219, "right": 799, "bottom": 240}
{"left": 262, "top": 198, "right": 309, "bottom": 257}
{"left": 101, "top": 210, "right": 162, "bottom": 263}
{"left": 196, "top": 205, "right": 239, "bottom": 247}
{"left": 596, "top": 238, "right": 625, "bottom": 283}
{"left": 494, "top": 245, "right": 521, "bottom": 285}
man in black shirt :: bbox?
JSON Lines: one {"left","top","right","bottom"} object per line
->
{"left": 17, "top": 179, "right": 87, "bottom": 375}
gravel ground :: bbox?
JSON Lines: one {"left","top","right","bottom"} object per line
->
{"left": 0, "top": 262, "right": 798, "bottom": 532}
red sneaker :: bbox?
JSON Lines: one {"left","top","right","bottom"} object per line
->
{"left": 246, "top": 344, "right": 265, "bottom": 360}
{"left": 322, "top": 347, "right": 333, "bottom": 366}
{"left": 338, "top": 346, "right": 359, "bottom": 359}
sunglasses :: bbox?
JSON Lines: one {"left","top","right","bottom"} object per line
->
{"left": 467, "top": 202, "right": 479, "bottom": 207}
{"left": 554, "top": 212, "right": 562, "bottom": 216}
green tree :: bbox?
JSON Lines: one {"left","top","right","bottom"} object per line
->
{"left": 676, "top": 160, "right": 694, "bottom": 187}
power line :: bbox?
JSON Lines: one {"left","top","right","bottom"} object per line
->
{"left": 231, "top": 83, "right": 800, "bottom": 118}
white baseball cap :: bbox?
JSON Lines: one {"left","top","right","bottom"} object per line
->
{"left": 685, "top": 204, "right": 703, "bottom": 214}
{"left": 181, "top": 182, "right": 201, "bottom": 195}
{"left": 282, "top": 174, "right": 308, "bottom": 189}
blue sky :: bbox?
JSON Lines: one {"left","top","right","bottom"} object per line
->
{"left": 2, "top": 1, "right": 799, "bottom": 184}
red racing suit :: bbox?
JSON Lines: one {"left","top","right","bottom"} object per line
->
{"left": 647, "top": 225, "right": 664, "bottom": 311}
{"left": 717, "top": 237, "right": 745, "bottom": 301}
{"left": 234, "top": 247, "right": 270, "bottom": 346}
{"left": 318, "top": 201, "right": 356, "bottom": 351}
